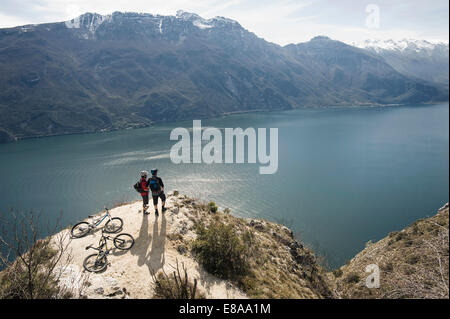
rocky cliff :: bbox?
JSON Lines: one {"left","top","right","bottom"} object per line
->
{"left": 54, "top": 192, "right": 332, "bottom": 299}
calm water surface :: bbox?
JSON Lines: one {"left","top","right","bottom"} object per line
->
{"left": 0, "top": 104, "right": 448, "bottom": 267}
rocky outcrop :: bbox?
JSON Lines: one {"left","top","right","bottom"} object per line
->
{"left": 8, "top": 192, "right": 447, "bottom": 299}
{"left": 54, "top": 192, "right": 333, "bottom": 299}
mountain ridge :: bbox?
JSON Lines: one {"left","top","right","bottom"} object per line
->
{"left": 0, "top": 11, "right": 448, "bottom": 143}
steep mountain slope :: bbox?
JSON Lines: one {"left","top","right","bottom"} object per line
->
{"left": 332, "top": 203, "right": 449, "bottom": 299}
{"left": 0, "top": 12, "right": 447, "bottom": 142}
{"left": 355, "top": 39, "right": 449, "bottom": 85}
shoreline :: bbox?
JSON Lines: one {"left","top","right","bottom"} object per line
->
{"left": 2, "top": 101, "right": 448, "bottom": 145}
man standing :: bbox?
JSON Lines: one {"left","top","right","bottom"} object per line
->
{"left": 149, "top": 169, "right": 166, "bottom": 216}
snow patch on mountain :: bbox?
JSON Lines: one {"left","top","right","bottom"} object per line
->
{"left": 175, "top": 10, "right": 200, "bottom": 20}
{"left": 353, "top": 39, "right": 448, "bottom": 53}
{"left": 193, "top": 20, "right": 213, "bottom": 29}
{"left": 353, "top": 39, "right": 449, "bottom": 85}
{"left": 176, "top": 10, "right": 238, "bottom": 30}
{"left": 64, "top": 10, "right": 239, "bottom": 34}
{"left": 65, "top": 13, "right": 111, "bottom": 33}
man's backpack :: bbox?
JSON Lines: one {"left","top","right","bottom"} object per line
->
{"left": 133, "top": 180, "right": 144, "bottom": 193}
{"left": 149, "top": 176, "right": 161, "bottom": 194}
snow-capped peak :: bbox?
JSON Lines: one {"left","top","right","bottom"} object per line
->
{"left": 175, "top": 10, "right": 201, "bottom": 21}
{"left": 64, "top": 12, "right": 111, "bottom": 32}
{"left": 63, "top": 11, "right": 241, "bottom": 36}
{"left": 353, "top": 39, "right": 448, "bottom": 53}
{"left": 175, "top": 10, "right": 239, "bottom": 29}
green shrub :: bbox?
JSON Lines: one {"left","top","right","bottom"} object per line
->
{"left": 381, "top": 262, "right": 393, "bottom": 272}
{"left": 406, "top": 255, "right": 420, "bottom": 265}
{"left": 333, "top": 269, "right": 343, "bottom": 278}
{"left": 345, "top": 272, "right": 360, "bottom": 284}
{"left": 403, "top": 240, "right": 414, "bottom": 247}
{"left": 395, "top": 232, "right": 407, "bottom": 242}
{"left": 412, "top": 225, "right": 420, "bottom": 235}
{"left": 403, "top": 265, "right": 414, "bottom": 276}
{"left": 389, "top": 231, "right": 399, "bottom": 238}
{"left": 192, "top": 221, "right": 251, "bottom": 281}
{"left": 208, "top": 202, "right": 218, "bottom": 213}
{"left": 239, "top": 274, "right": 257, "bottom": 292}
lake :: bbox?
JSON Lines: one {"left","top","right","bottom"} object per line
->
{"left": 0, "top": 103, "right": 448, "bottom": 268}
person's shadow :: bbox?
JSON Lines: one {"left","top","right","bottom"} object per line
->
{"left": 135, "top": 213, "right": 152, "bottom": 267}
{"left": 147, "top": 213, "right": 166, "bottom": 274}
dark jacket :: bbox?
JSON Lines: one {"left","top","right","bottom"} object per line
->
{"left": 149, "top": 176, "right": 164, "bottom": 195}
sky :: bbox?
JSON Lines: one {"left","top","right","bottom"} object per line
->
{"left": 0, "top": 0, "right": 448, "bottom": 45}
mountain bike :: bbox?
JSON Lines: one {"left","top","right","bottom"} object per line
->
{"left": 83, "top": 229, "right": 135, "bottom": 273}
{"left": 71, "top": 207, "right": 123, "bottom": 238}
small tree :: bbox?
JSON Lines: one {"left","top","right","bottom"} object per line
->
{"left": 0, "top": 210, "right": 73, "bottom": 299}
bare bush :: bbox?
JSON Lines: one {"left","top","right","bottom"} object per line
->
{"left": 0, "top": 211, "right": 73, "bottom": 299}
{"left": 151, "top": 260, "right": 204, "bottom": 299}
{"left": 382, "top": 223, "right": 449, "bottom": 299}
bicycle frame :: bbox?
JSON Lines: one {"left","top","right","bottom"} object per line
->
{"left": 87, "top": 233, "right": 111, "bottom": 253}
{"left": 87, "top": 231, "right": 126, "bottom": 253}
{"left": 91, "top": 208, "right": 112, "bottom": 228}
{"left": 98, "top": 235, "right": 110, "bottom": 252}
{"left": 84, "top": 232, "right": 133, "bottom": 272}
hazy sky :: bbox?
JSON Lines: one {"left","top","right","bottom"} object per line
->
{"left": 0, "top": 0, "right": 448, "bottom": 45}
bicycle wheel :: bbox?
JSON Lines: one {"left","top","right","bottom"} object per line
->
{"left": 113, "top": 233, "right": 134, "bottom": 250}
{"left": 104, "top": 217, "right": 123, "bottom": 233}
{"left": 71, "top": 222, "right": 90, "bottom": 238}
{"left": 83, "top": 253, "right": 108, "bottom": 273}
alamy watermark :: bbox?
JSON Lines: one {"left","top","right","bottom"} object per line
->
{"left": 365, "top": 4, "right": 380, "bottom": 29}
{"left": 365, "top": 264, "right": 380, "bottom": 288}
{"left": 169, "top": 120, "right": 278, "bottom": 174}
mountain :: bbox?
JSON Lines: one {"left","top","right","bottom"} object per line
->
{"left": 285, "top": 36, "right": 447, "bottom": 105}
{"left": 0, "top": 12, "right": 448, "bottom": 143}
{"left": 354, "top": 39, "right": 449, "bottom": 85}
